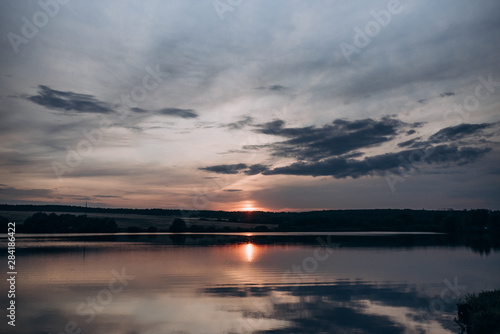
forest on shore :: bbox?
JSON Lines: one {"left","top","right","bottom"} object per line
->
{"left": 1, "top": 204, "right": 499, "bottom": 235}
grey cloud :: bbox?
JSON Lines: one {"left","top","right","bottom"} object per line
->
{"left": 417, "top": 92, "right": 454, "bottom": 106}
{"left": 130, "top": 107, "right": 149, "bottom": 113}
{"left": 157, "top": 108, "right": 198, "bottom": 118}
{"left": 199, "top": 163, "right": 269, "bottom": 176}
{"left": 198, "top": 163, "right": 248, "bottom": 174}
{"left": 222, "top": 116, "right": 254, "bottom": 130}
{"left": 252, "top": 117, "right": 417, "bottom": 160}
{"left": 256, "top": 84, "right": 287, "bottom": 91}
{"left": 397, "top": 123, "right": 495, "bottom": 150}
{"left": 264, "top": 145, "right": 492, "bottom": 178}
{"left": 244, "top": 164, "right": 269, "bottom": 175}
{"left": 0, "top": 185, "right": 55, "bottom": 199}
{"left": 94, "top": 195, "right": 122, "bottom": 198}
{"left": 200, "top": 119, "right": 495, "bottom": 179}
{"left": 26, "top": 85, "right": 113, "bottom": 114}
{"left": 397, "top": 138, "right": 420, "bottom": 148}
{"left": 130, "top": 107, "right": 198, "bottom": 118}
{"left": 429, "top": 123, "right": 492, "bottom": 142}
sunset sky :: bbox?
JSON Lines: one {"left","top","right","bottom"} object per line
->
{"left": 1, "top": 0, "right": 499, "bottom": 211}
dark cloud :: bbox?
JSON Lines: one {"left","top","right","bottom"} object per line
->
{"left": 199, "top": 163, "right": 269, "bottom": 176}
{"left": 130, "top": 107, "right": 149, "bottom": 113}
{"left": 157, "top": 108, "right": 198, "bottom": 118}
{"left": 200, "top": 117, "right": 496, "bottom": 180}
{"left": 244, "top": 164, "right": 269, "bottom": 175}
{"left": 397, "top": 138, "right": 420, "bottom": 148}
{"left": 94, "top": 195, "right": 122, "bottom": 198}
{"left": 0, "top": 185, "right": 55, "bottom": 199}
{"left": 223, "top": 189, "right": 243, "bottom": 192}
{"left": 256, "top": 84, "right": 287, "bottom": 91}
{"left": 429, "top": 123, "right": 492, "bottom": 142}
{"left": 254, "top": 119, "right": 287, "bottom": 135}
{"left": 252, "top": 117, "right": 416, "bottom": 160}
{"left": 129, "top": 106, "right": 198, "bottom": 118}
{"left": 264, "top": 145, "right": 491, "bottom": 178}
{"left": 222, "top": 116, "right": 254, "bottom": 130}
{"left": 440, "top": 92, "right": 455, "bottom": 97}
{"left": 26, "top": 85, "right": 113, "bottom": 114}
{"left": 201, "top": 144, "right": 491, "bottom": 179}
{"left": 394, "top": 123, "right": 495, "bottom": 150}
{"left": 198, "top": 163, "right": 248, "bottom": 174}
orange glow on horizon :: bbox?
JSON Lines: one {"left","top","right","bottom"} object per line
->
{"left": 238, "top": 200, "right": 262, "bottom": 212}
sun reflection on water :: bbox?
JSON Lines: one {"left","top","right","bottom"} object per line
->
{"left": 244, "top": 243, "right": 255, "bottom": 262}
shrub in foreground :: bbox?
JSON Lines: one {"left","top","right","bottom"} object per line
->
{"left": 455, "top": 290, "right": 500, "bottom": 334}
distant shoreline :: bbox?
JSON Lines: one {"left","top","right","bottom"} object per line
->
{"left": 4, "top": 231, "right": 445, "bottom": 238}
{"left": 1, "top": 204, "right": 499, "bottom": 235}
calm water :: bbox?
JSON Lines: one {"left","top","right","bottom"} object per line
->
{"left": 1, "top": 233, "right": 500, "bottom": 334}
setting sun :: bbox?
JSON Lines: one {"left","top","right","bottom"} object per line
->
{"left": 239, "top": 200, "right": 260, "bottom": 212}
{"left": 242, "top": 204, "right": 256, "bottom": 212}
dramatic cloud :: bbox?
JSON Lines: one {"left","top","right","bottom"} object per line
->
{"left": 400, "top": 123, "right": 496, "bottom": 149}
{"left": 250, "top": 117, "right": 418, "bottom": 160}
{"left": 264, "top": 145, "right": 492, "bottom": 178}
{"left": 129, "top": 107, "right": 198, "bottom": 118}
{"left": 2, "top": 1, "right": 500, "bottom": 210}
{"left": 0, "top": 185, "right": 55, "bottom": 200}
{"left": 157, "top": 108, "right": 198, "bottom": 118}
{"left": 94, "top": 195, "right": 122, "bottom": 198}
{"left": 199, "top": 163, "right": 269, "bottom": 176}
{"left": 244, "top": 164, "right": 269, "bottom": 175}
{"left": 429, "top": 123, "right": 492, "bottom": 142}
{"left": 201, "top": 120, "right": 496, "bottom": 180}
{"left": 130, "top": 107, "right": 149, "bottom": 113}
{"left": 397, "top": 138, "right": 420, "bottom": 148}
{"left": 256, "top": 85, "right": 287, "bottom": 92}
{"left": 199, "top": 163, "right": 249, "bottom": 174}
{"left": 26, "top": 85, "right": 113, "bottom": 114}
{"left": 222, "top": 116, "right": 254, "bottom": 130}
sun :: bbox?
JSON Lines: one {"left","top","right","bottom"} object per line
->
{"left": 239, "top": 200, "right": 259, "bottom": 212}
{"left": 242, "top": 203, "right": 256, "bottom": 212}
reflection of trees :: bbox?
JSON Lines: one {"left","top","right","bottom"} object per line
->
{"left": 13, "top": 233, "right": 500, "bottom": 257}
{"left": 169, "top": 233, "right": 187, "bottom": 245}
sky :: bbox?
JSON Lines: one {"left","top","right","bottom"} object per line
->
{"left": 0, "top": 0, "right": 499, "bottom": 211}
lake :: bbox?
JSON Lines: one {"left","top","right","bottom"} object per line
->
{"left": 2, "top": 232, "right": 499, "bottom": 334}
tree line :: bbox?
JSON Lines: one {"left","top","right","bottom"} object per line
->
{"left": 1, "top": 207, "right": 499, "bottom": 235}
{"left": 1, "top": 212, "right": 118, "bottom": 233}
